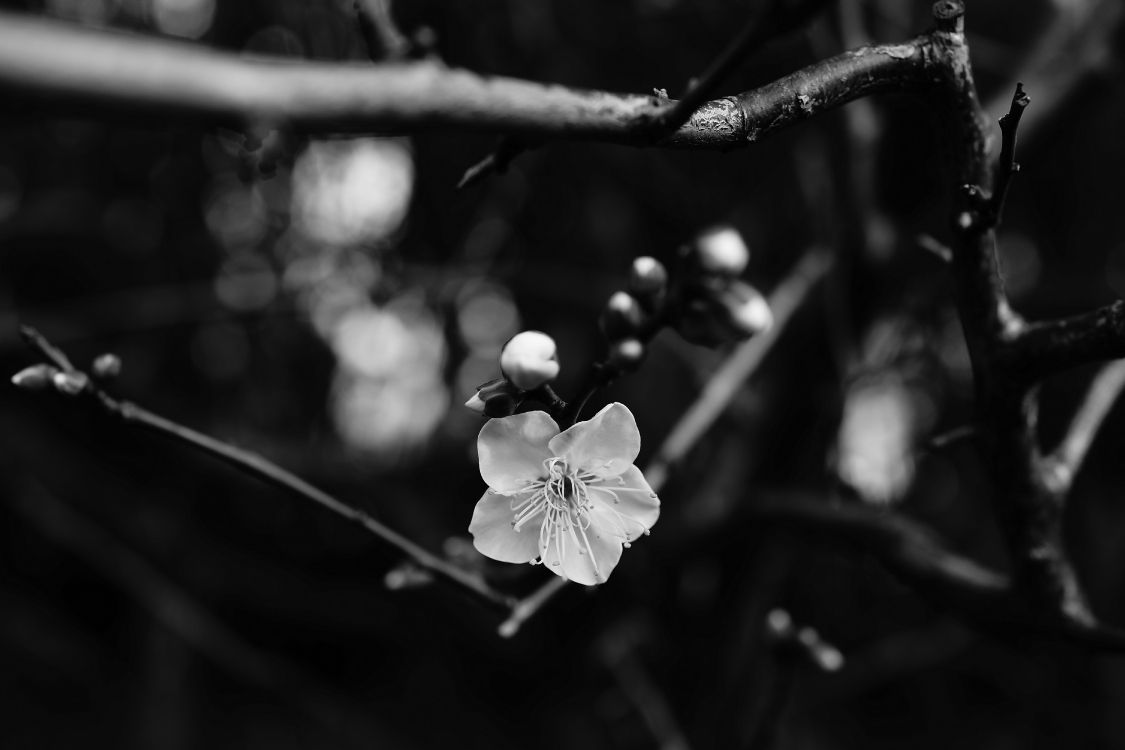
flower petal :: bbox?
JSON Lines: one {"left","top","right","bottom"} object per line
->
{"left": 589, "top": 465, "right": 660, "bottom": 540}
{"left": 478, "top": 410, "right": 558, "bottom": 492}
{"left": 538, "top": 514, "right": 624, "bottom": 586}
{"left": 469, "top": 489, "right": 540, "bottom": 563}
{"left": 548, "top": 402, "right": 640, "bottom": 478}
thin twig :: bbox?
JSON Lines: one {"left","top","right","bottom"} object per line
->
{"left": 496, "top": 576, "right": 567, "bottom": 637}
{"left": 456, "top": 136, "right": 533, "bottom": 190}
{"left": 17, "top": 326, "right": 515, "bottom": 613}
{"left": 354, "top": 0, "right": 411, "bottom": 62}
{"left": 599, "top": 622, "right": 693, "bottom": 750}
{"left": 926, "top": 423, "right": 976, "bottom": 451}
{"left": 1048, "top": 359, "right": 1125, "bottom": 489}
{"left": 989, "top": 82, "right": 1030, "bottom": 225}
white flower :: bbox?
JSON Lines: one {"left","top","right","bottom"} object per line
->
{"left": 469, "top": 403, "right": 660, "bottom": 585}
{"left": 499, "top": 331, "right": 559, "bottom": 390}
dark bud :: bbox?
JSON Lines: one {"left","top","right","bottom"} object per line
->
{"left": 674, "top": 279, "right": 771, "bottom": 347}
{"left": 92, "top": 353, "right": 122, "bottom": 379}
{"left": 605, "top": 338, "right": 646, "bottom": 373}
{"left": 466, "top": 378, "right": 522, "bottom": 417}
{"left": 627, "top": 256, "right": 668, "bottom": 305}
{"left": 600, "top": 292, "right": 647, "bottom": 341}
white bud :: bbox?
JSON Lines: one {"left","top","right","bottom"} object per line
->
{"left": 51, "top": 371, "right": 89, "bottom": 396}
{"left": 628, "top": 256, "right": 668, "bottom": 296}
{"left": 730, "top": 290, "right": 773, "bottom": 335}
{"left": 499, "top": 331, "right": 559, "bottom": 390}
{"left": 92, "top": 353, "right": 122, "bottom": 379}
{"left": 11, "top": 364, "right": 57, "bottom": 391}
{"left": 695, "top": 226, "right": 750, "bottom": 276}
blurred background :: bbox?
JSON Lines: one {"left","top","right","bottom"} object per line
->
{"left": 1, "top": 0, "right": 1125, "bottom": 747}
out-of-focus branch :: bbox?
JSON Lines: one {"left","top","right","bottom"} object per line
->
{"left": 746, "top": 494, "right": 1125, "bottom": 652}
{"left": 598, "top": 621, "right": 693, "bottom": 750}
{"left": 645, "top": 250, "right": 833, "bottom": 490}
{"left": 982, "top": 0, "right": 1123, "bottom": 147}
{"left": 0, "top": 10, "right": 932, "bottom": 148}
{"left": 354, "top": 0, "right": 412, "bottom": 62}
{"left": 11, "top": 482, "right": 396, "bottom": 747}
{"left": 1047, "top": 359, "right": 1125, "bottom": 489}
{"left": 15, "top": 326, "right": 516, "bottom": 614}
{"left": 500, "top": 250, "right": 831, "bottom": 635}
{"left": 988, "top": 82, "right": 1030, "bottom": 226}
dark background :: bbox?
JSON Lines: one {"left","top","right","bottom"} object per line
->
{"left": 2, "top": 0, "right": 1125, "bottom": 747}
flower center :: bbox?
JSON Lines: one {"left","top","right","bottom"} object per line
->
{"left": 509, "top": 457, "right": 642, "bottom": 581}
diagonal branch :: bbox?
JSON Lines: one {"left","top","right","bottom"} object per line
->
{"left": 16, "top": 326, "right": 516, "bottom": 613}
{"left": 0, "top": 10, "right": 932, "bottom": 148}
{"left": 1047, "top": 359, "right": 1125, "bottom": 491}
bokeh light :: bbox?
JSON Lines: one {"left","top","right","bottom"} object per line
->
{"left": 291, "top": 138, "right": 414, "bottom": 247}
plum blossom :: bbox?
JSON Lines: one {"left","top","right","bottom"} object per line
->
{"left": 469, "top": 403, "right": 660, "bottom": 585}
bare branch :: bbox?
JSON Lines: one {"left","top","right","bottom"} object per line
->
{"left": 990, "top": 82, "right": 1030, "bottom": 225}
{"left": 599, "top": 622, "right": 693, "bottom": 750}
{"left": 0, "top": 10, "right": 932, "bottom": 148}
{"left": 354, "top": 0, "right": 412, "bottom": 62}
{"left": 656, "top": 0, "right": 832, "bottom": 134}
{"left": 497, "top": 576, "right": 567, "bottom": 638}
{"left": 1011, "top": 300, "right": 1125, "bottom": 381}
{"left": 17, "top": 327, "right": 515, "bottom": 613}
{"left": 457, "top": 136, "right": 533, "bottom": 190}
{"left": 645, "top": 250, "right": 833, "bottom": 491}
{"left": 1047, "top": 359, "right": 1125, "bottom": 489}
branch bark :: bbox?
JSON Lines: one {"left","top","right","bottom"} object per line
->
{"left": 0, "top": 10, "right": 931, "bottom": 148}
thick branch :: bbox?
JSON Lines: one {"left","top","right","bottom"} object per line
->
{"left": 0, "top": 11, "right": 932, "bottom": 148}
{"left": 657, "top": 0, "right": 832, "bottom": 133}
{"left": 1011, "top": 300, "right": 1125, "bottom": 381}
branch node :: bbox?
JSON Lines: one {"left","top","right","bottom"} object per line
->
{"left": 932, "top": 0, "right": 965, "bottom": 33}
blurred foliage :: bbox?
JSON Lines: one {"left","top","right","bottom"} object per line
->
{"left": 2, "top": 0, "right": 1125, "bottom": 748}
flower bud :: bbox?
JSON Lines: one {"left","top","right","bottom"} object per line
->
{"left": 51, "top": 371, "right": 89, "bottom": 396}
{"left": 92, "top": 353, "right": 122, "bottom": 379}
{"left": 721, "top": 280, "right": 772, "bottom": 336}
{"left": 692, "top": 226, "right": 750, "bottom": 276}
{"left": 10, "top": 364, "right": 57, "bottom": 391}
{"left": 674, "top": 280, "right": 771, "bottom": 346}
{"left": 499, "top": 331, "right": 560, "bottom": 390}
{"left": 627, "top": 256, "right": 668, "bottom": 298}
{"left": 466, "top": 378, "right": 521, "bottom": 417}
{"left": 600, "top": 292, "right": 647, "bottom": 341}
{"left": 606, "top": 338, "right": 646, "bottom": 372}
